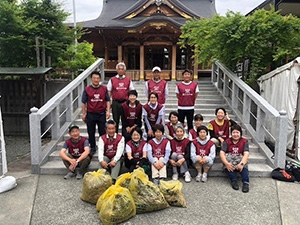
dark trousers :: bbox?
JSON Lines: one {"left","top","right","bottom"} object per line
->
{"left": 87, "top": 112, "right": 106, "bottom": 149}
{"left": 112, "top": 100, "right": 124, "bottom": 133}
{"left": 178, "top": 109, "right": 194, "bottom": 131}
{"left": 226, "top": 167, "right": 249, "bottom": 183}
{"left": 124, "top": 156, "right": 149, "bottom": 173}
{"left": 63, "top": 153, "right": 91, "bottom": 174}
{"left": 122, "top": 127, "right": 131, "bottom": 143}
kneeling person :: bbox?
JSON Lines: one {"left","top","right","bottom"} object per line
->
{"left": 98, "top": 120, "right": 125, "bottom": 181}
{"left": 190, "top": 126, "right": 216, "bottom": 182}
{"left": 59, "top": 124, "right": 91, "bottom": 180}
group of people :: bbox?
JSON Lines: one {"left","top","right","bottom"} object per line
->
{"left": 59, "top": 62, "right": 250, "bottom": 193}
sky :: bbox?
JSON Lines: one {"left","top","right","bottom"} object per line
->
{"left": 59, "top": 0, "right": 264, "bottom": 23}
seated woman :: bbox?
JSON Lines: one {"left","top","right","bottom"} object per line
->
{"left": 220, "top": 125, "right": 250, "bottom": 193}
{"left": 169, "top": 124, "right": 191, "bottom": 183}
{"left": 125, "top": 127, "right": 148, "bottom": 172}
{"left": 190, "top": 126, "right": 216, "bottom": 182}
{"left": 189, "top": 114, "right": 209, "bottom": 141}
{"left": 207, "top": 107, "right": 236, "bottom": 147}
{"left": 165, "top": 111, "right": 187, "bottom": 140}
{"left": 142, "top": 92, "right": 165, "bottom": 141}
{"left": 121, "top": 90, "right": 143, "bottom": 143}
{"left": 147, "top": 124, "right": 171, "bottom": 185}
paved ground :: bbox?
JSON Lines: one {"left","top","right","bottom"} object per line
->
{"left": 1, "top": 156, "right": 300, "bottom": 225}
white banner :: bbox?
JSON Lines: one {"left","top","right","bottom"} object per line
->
{"left": 0, "top": 105, "right": 7, "bottom": 176}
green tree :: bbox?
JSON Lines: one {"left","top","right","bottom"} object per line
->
{"left": 179, "top": 8, "right": 300, "bottom": 82}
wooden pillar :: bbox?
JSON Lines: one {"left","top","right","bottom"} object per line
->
{"left": 193, "top": 54, "right": 198, "bottom": 80}
{"left": 105, "top": 47, "right": 108, "bottom": 68}
{"left": 118, "top": 45, "right": 122, "bottom": 62}
{"left": 172, "top": 45, "right": 176, "bottom": 80}
{"left": 140, "top": 45, "right": 144, "bottom": 80}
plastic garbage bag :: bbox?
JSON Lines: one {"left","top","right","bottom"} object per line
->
{"left": 160, "top": 180, "right": 187, "bottom": 207}
{"left": 129, "top": 168, "right": 169, "bottom": 213}
{"left": 0, "top": 176, "right": 17, "bottom": 193}
{"left": 80, "top": 169, "right": 112, "bottom": 204}
{"left": 97, "top": 185, "right": 136, "bottom": 225}
{"left": 115, "top": 173, "right": 131, "bottom": 189}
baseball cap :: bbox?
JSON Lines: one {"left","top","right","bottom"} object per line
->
{"left": 152, "top": 66, "right": 161, "bottom": 72}
{"left": 68, "top": 123, "right": 79, "bottom": 132}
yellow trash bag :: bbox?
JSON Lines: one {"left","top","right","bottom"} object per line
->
{"left": 80, "top": 169, "right": 113, "bottom": 204}
{"left": 115, "top": 173, "right": 131, "bottom": 189}
{"left": 160, "top": 180, "right": 187, "bottom": 207}
{"left": 97, "top": 185, "right": 136, "bottom": 225}
{"left": 129, "top": 168, "right": 169, "bottom": 214}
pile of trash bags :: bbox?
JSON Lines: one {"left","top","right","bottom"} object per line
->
{"left": 80, "top": 168, "right": 187, "bottom": 225}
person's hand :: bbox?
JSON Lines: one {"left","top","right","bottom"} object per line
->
{"left": 177, "top": 158, "right": 185, "bottom": 166}
{"left": 148, "top": 129, "right": 154, "bottom": 137}
{"left": 106, "top": 111, "right": 110, "bottom": 120}
{"left": 158, "top": 161, "right": 164, "bottom": 169}
{"left": 226, "top": 113, "right": 230, "bottom": 120}
{"left": 235, "top": 164, "right": 243, "bottom": 172}
{"left": 69, "top": 164, "right": 75, "bottom": 172}
{"left": 201, "top": 158, "right": 207, "bottom": 164}
{"left": 153, "top": 162, "right": 160, "bottom": 170}
{"left": 82, "top": 113, "right": 87, "bottom": 123}
{"left": 226, "top": 162, "right": 235, "bottom": 172}
{"left": 109, "top": 161, "right": 116, "bottom": 168}
{"left": 126, "top": 127, "right": 131, "bottom": 133}
{"left": 218, "top": 137, "right": 224, "bottom": 144}
{"left": 197, "top": 157, "right": 203, "bottom": 164}
{"left": 169, "top": 159, "right": 177, "bottom": 167}
{"left": 100, "top": 161, "right": 108, "bottom": 169}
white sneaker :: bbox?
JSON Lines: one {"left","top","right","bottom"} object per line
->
{"left": 184, "top": 172, "right": 191, "bottom": 183}
{"left": 172, "top": 173, "right": 178, "bottom": 181}
{"left": 202, "top": 173, "right": 208, "bottom": 183}
{"left": 196, "top": 174, "right": 202, "bottom": 182}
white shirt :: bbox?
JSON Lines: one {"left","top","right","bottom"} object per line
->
{"left": 98, "top": 133, "right": 125, "bottom": 162}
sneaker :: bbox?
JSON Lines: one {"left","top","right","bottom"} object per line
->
{"left": 242, "top": 183, "right": 249, "bottom": 193}
{"left": 90, "top": 148, "right": 96, "bottom": 155}
{"left": 172, "top": 173, "right": 178, "bottom": 181}
{"left": 231, "top": 181, "right": 239, "bottom": 190}
{"left": 195, "top": 174, "right": 202, "bottom": 182}
{"left": 184, "top": 172, "right": 191, "bottom": 183}
{"left": 201, "top": 174, "right": 208, "bottom": 183}
{"left": 64, "top": 172, "right": 75, "bottom": 179}
{"left": 153, "top": 178, "right": 160, "bottom": 185}
{"left": 76, "top": 173, "right": 83, "bottom": 180}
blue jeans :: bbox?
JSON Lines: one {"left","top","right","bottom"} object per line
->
{"left": 226, "top": 167, "right": 249, "bottom": 183}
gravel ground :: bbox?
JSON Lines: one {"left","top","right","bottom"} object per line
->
{"left": 4, "top": 135, "right": 30, "bottom": 163}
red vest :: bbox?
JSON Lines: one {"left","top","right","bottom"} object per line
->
{"left": 111, "top": 76, "right": 131, "bottom": 101}
{"left": 170, "top": 138, "right": 190, "bottom": 156}
{"left": 143, "top": 103, "right": 163, "bottom": 127}
{"left": 85, "top": 86, "right": 107, "bottom": 113}
{"left": 122, "top": 102, "right": 143, "bottom": 127}
{"left": 177, "top": 82, "right": 198, "bottom": 107}
{"left": 148, "top": 138, "right": 169, "bottom": 158}
{"left": 66, "top": 137, "right": 87, "bottom": 158}
{"left": 101, "top": 134, "right": 123, "bottom": 159}
{"left": 193, "top": 139, "right": 214, "bottom": 157}
{"left": 189, "top": 128, "right": 198, "bottom": 140}
{"left": 225, "top": 138, "right": 248, "bottom": 156}
{"left": 166, "top": 122, "right": 184, "bottom": 138}
{"left": 147, "top": 79, "right": 167, "bottom": 104}
{"left": 127, "top": 140, "right": 147, "bottom": 160}
{"left": 210, "top": 120, "right": 230, "bottom": 139}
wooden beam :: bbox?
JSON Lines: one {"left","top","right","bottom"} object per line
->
{"left": 172, "top": 45, "right": 176, "bottom": 80}
{"left": 140, "top": 45, "right": 144, "bottom": 80}
{"left": 193, "top": 55, "right": 198, "bottom": 80}
{"left": 105, "top": 47, "right": 109, "bottom": 68}
{"left": 118, "top": 45, "right": 123, "bottom": 62}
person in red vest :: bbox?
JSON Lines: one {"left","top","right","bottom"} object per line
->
{"left": 82, "top": 71, "right": 111, "bottom": 155}
{"left": 59, "top": 124, "right": 91, "bottom": 180}
{"left": 165, "top": 111, "right": 187, "bottom": 140}
{"left": 121, "top": 90, "right": 142, "bottom": 143}
{"left": 220, "top": 125, "right": 250, "bottom": 193}
{"left": 145, "top": 66, "right": 168, "bottom": 105}
{"left": 98, "top": 120, "right": 125, "bottom": 182}
{"left": 107, "top": 62, "right": 135, "bottom": 132}
{"left": 207, "top": 107, "right": 236, "bottom": 147}
{"left": 190, "top": 126, "right": 216, "bottom": 182}
{"left": 169, "top": 124, "right": 191, "bottom": 182}
{"left": 147, "top": 124, "right": 171, "bottom": 185}
{"left": 189, "top": 114, "right": 208, "bottom": 141}
{"left": 142, "top": 92, "right": 165, "bottom": 140}
{"left": 125, "top": 127, "right": 148, "bottom": 172}
{"left": 176, "top": 69, "right": 199, "bottom": 131}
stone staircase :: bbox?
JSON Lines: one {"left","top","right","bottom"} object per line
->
{"left": 40, "top": 78, "right": 273, "bottom": 177}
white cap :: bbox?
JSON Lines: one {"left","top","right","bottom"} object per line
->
{"left": 152, "top": 66, "right": 161, "bottom": 72}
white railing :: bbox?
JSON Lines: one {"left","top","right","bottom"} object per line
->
{"left": 0, "top": 96, "right": 7, "bottom": 177}
{"left": 29, "top": 58, "right": 105, "bottom": 173}
{"left": 212, "top": 61, "right": 288, "bottom": 168}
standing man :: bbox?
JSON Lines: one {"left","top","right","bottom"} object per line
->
{"left": 145, "top": 66, "right": 168, "bottom": 105}
{"left": 176, "top": 69, "right": 199, "bottom": 131}
{"left": 107, "top": 62, "right": 135, "bottom": 132}
{"left": 98, "top": 120, "right": 125, "bottom": 182}
{"left": 82, "top": 71, "right": 111, "bottom": 155}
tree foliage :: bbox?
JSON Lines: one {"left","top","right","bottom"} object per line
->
{"left": 179, "top": 8, "right": 300, "bottom": 81}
